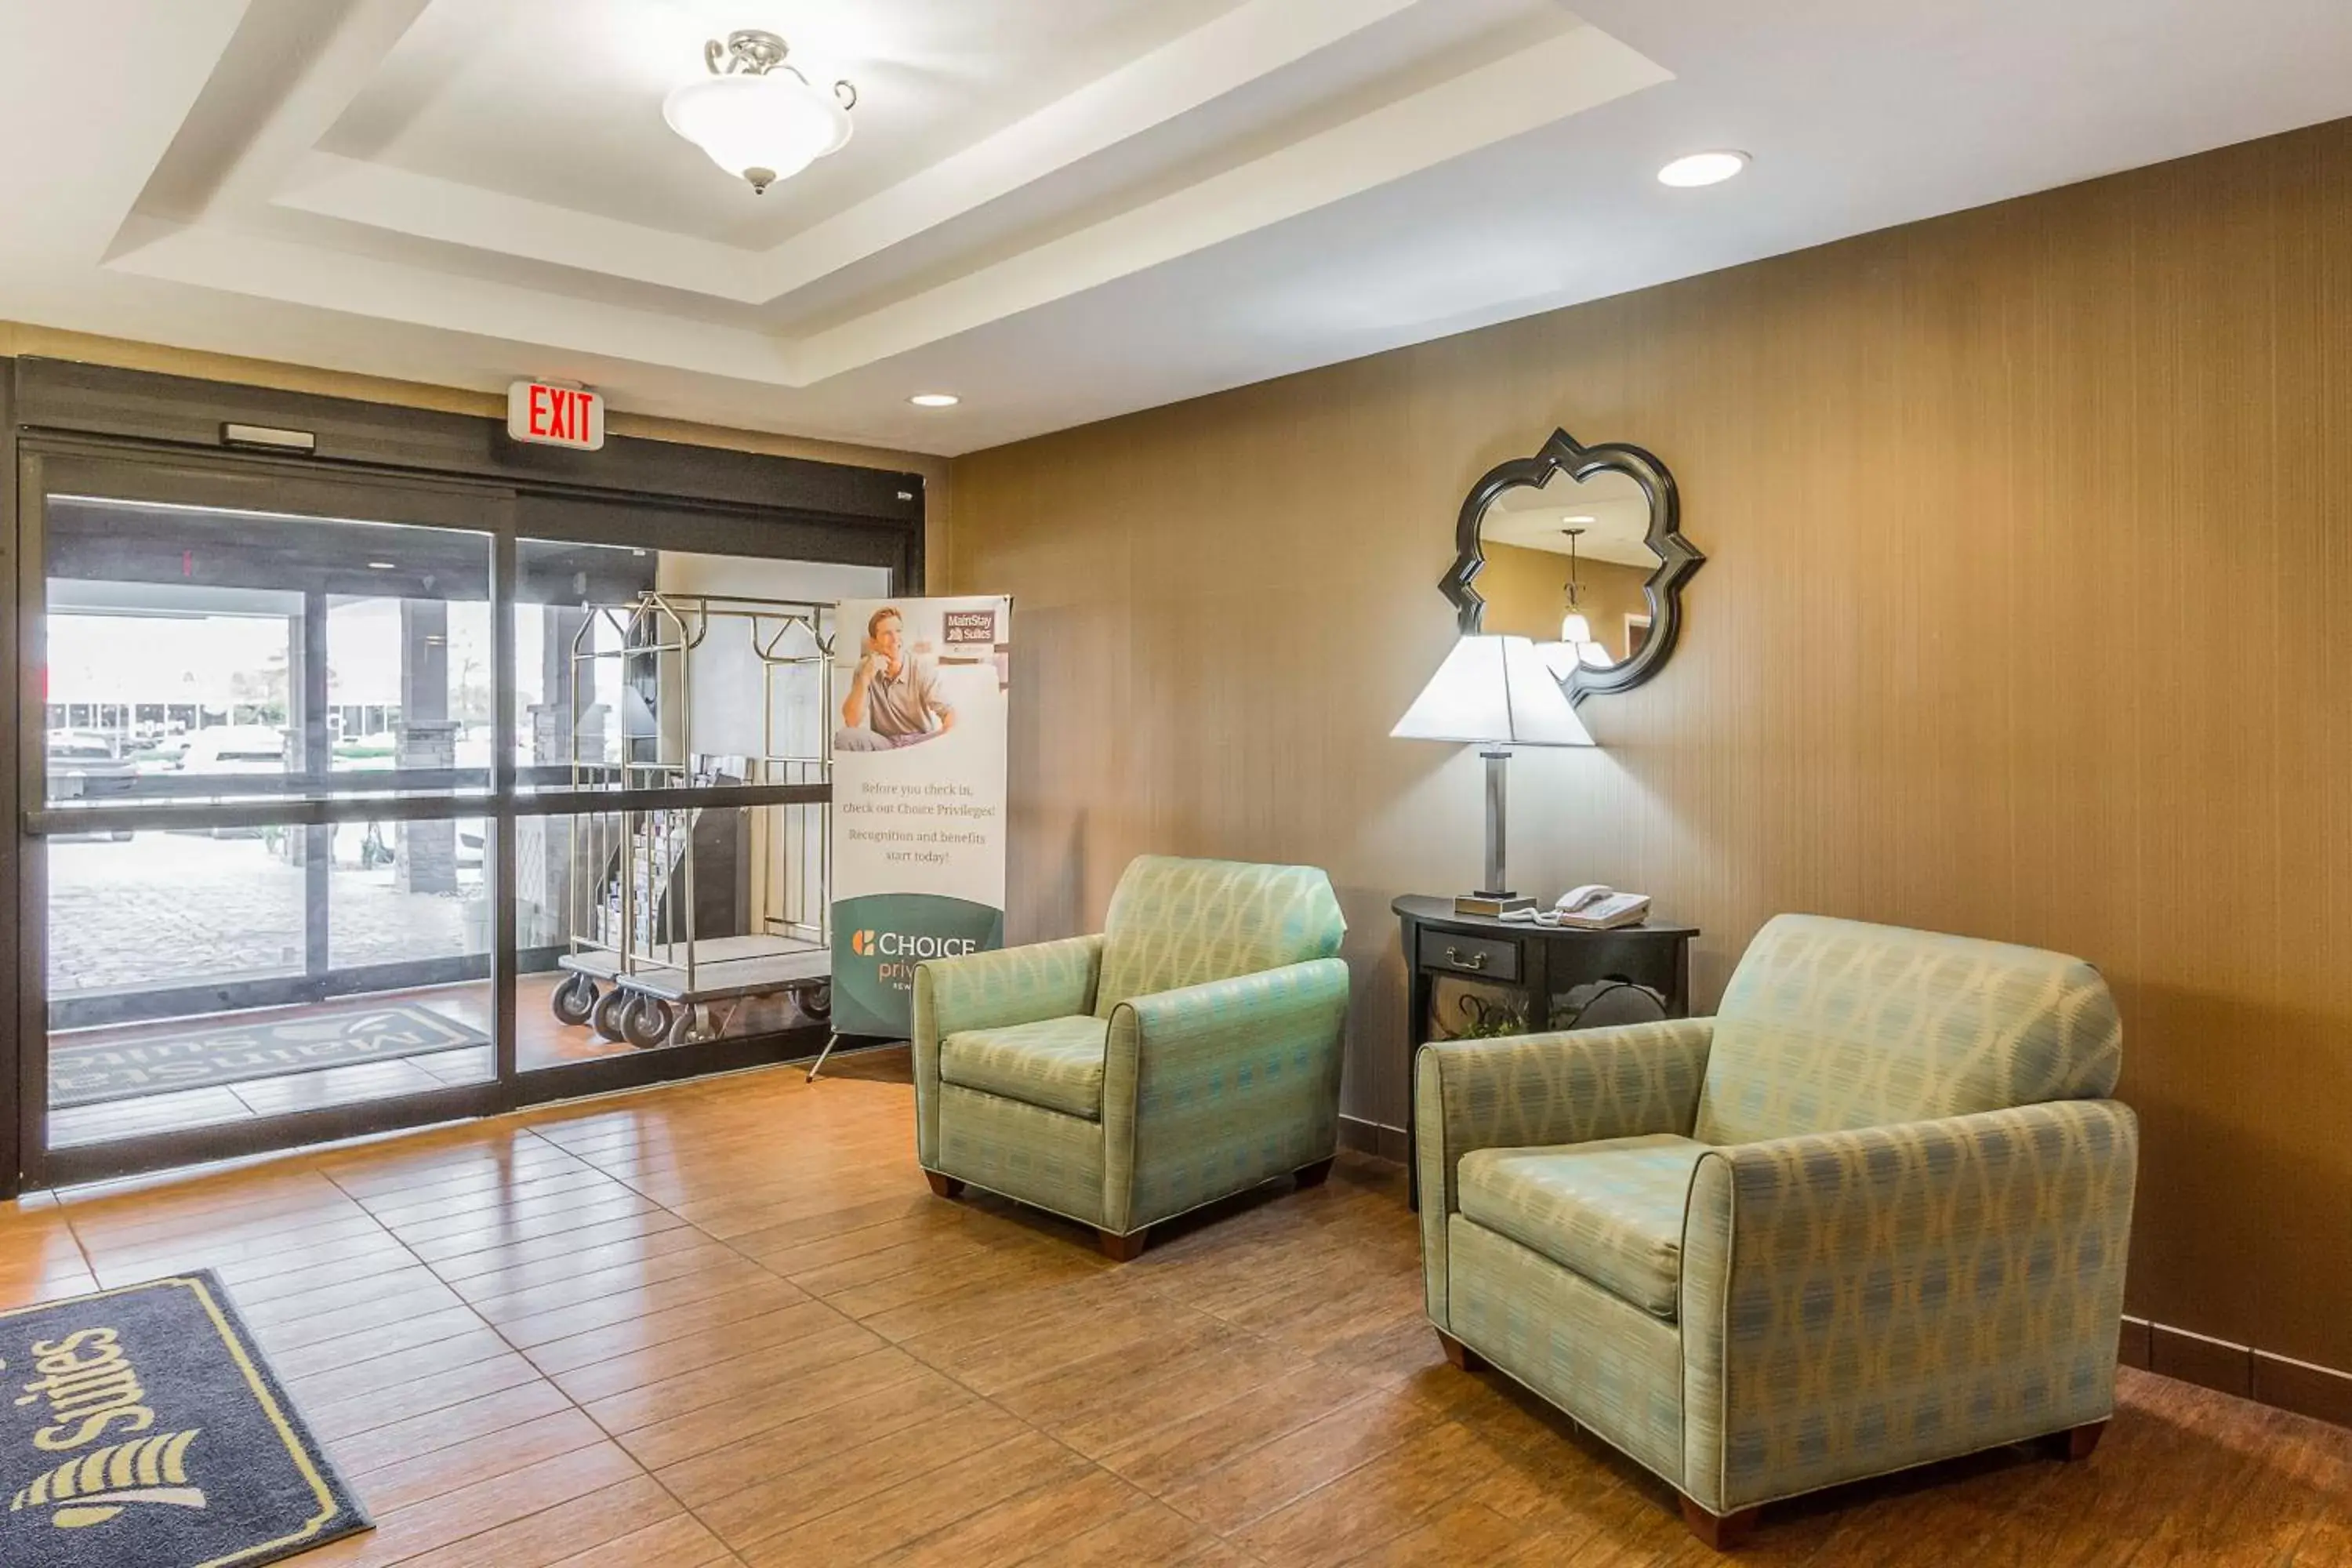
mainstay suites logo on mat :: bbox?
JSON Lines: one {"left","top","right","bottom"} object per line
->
{"left": 0, "top": 1273, "right": 368, "bottom": 1566}
{"left": 8, "top": 1327, "right": 206, "bottom": 1529}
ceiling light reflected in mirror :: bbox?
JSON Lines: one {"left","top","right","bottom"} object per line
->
{"left": 1475, "top": 466, "right": 1660, "bottom": 676}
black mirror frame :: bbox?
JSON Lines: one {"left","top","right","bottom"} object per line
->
{"left": 1440, "top": 428, "right": 1704, "bottom": 705}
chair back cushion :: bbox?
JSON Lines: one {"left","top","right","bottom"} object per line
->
{"left": 1693, "top": 913, "right": 2122, "bottom": 1145}
{"left": 1094, "top": 855, "right": 1346, "bottom": 1014}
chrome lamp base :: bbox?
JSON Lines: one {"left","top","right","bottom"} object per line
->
{"left": 1453, "top": 750, "right": 1533, "bottom": 917}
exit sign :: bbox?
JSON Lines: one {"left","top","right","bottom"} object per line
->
{"left": 507, "top": 381, "right": 605, "bottom": 450}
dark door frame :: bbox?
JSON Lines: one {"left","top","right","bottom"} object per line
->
{"left": 4, "top": 358, "right": 926, "bottom": 1195}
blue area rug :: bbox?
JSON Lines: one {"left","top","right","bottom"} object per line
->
{"left": 0, "top": 1271, "right": 369, "bottom": 1566}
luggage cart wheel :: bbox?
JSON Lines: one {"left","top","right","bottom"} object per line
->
{"left": 666, "top": 1004, "right": 701, "bottom": 1050}
{"left": 551, "top": 973, "right": 598, "bottom": 1027}
{"left": 590, "top": 986, "right": 630, "bottom": 1042}
{"left": 622, "top": 995, "right": 674, "bottom": 1050}
{"left": 801, "top": 982, "right": 832, "bottom": 1022}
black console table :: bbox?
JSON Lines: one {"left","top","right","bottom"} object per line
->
{"left": 1394, "top": 895, "right": 1699, "bottom": 1205}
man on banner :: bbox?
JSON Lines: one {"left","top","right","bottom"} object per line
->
{"left": 835, "top": 604, "right": 954, "bottom": 751}
{"left": 827, "top": 595, "right": 1012, "bottom": 1042}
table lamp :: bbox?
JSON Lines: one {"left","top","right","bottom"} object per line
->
{"left": 1391, "top": 634, "right": 1593, "bottom": 916}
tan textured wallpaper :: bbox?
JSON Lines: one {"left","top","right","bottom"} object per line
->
{"left": 947, "top": 118, "right": 2352, "bottom": 1374}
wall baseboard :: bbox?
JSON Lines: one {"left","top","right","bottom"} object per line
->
{"left": 1339, "top": 1114, "right": 1409, "bottom": 1165}
{"left": 2122, "top": 1316, "right": 2352, "bottom": 1430}
{"left": 2254, "top": 1350, "right": 2352, "bottom": 1429}
{"left": 2147, "top": 1321, "right": 2253, "bottom": 1397}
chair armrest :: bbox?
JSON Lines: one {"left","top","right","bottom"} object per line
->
{"left": 1680, "top": 1098, "right": 2139, "bottom": 1515}
{"left": 910, "top": 934, "right": 1103, "bottom": 1167}
{"left": 1099, "top": 957, "right": 1352, "bottom": 1232}
{"left": 1416, "top": 1018, "right": 1712, "bottom": 1329}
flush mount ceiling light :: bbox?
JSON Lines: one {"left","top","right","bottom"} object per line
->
{"left": 909, "top": 393, "right": 960, "bottom": 408}
{"left": 663, "top": 29, "right": 857, "bottom": 195}
{"left": 1657, "top": 151, "right": 1749, "bottom": 188}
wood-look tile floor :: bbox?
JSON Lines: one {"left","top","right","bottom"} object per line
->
{"left": 3, "top": 1050, "right": 2347, "bottom": 1567}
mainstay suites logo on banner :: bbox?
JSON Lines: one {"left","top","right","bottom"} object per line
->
{"left": 829, "top": 596, "right": 1012, "bottom": 1036}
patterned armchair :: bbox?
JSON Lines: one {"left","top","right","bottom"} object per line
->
{"left": 911, "top": 855, "right": 1350, "bottom": 1260}
{"left": 1417, "top": 914, "right": 2138, "bottom": 1549}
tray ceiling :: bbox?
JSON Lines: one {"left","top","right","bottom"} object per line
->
{"left": 4, "top": 0, "right": 2352, "bottom": 454}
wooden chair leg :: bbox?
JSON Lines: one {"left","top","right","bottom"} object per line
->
{"left": 2043, "top": 1419, "right": 2107, "bottom": 1462}
{"left": 1680, "top": 1497, "right": 1762, "bottom": 1552}
{"left": 1097, "top": 1227, "right": 1148, "bottom": 1262}
{"left": 924, "top": 1171, "right": 964, "bottom": 1200}
{"left": 1295, "top": 1157, "right": 1335, "bottom": 1189}
{"left": 1436, "top": 1330, "right": 1486, "bottom": 1373}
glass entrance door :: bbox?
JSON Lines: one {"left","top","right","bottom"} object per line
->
{"left": 21, "top": 451, "right": 513, "bottom": 1184}
{"left": 16, "top": 448, "right": 905, "bottom": 1188}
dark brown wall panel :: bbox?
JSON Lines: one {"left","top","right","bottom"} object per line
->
{"left": 947, "top": 118, "right": 2352, "bottom": 1375}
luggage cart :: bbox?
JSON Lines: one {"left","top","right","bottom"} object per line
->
{"left": 546, "top": 593, "right": 836, "bottom": 1050}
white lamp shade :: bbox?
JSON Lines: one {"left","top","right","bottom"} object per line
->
{"left": 1392, "top": 635, "right": 1594, "bottom": 746}
{"left": 663, "top": 73, "right": 851, "bottom": 187}
{"left": 1560, "top": 611, "right": 1594, "bottom": 644}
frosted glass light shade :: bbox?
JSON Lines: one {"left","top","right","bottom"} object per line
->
{"left": 1560, "top": 611, "right": 1593, "bottom": 644}
{"left": 1392, "top": 635, "right": 1593, "bottom": 747}
{"left": 663, "top": 73, "right": 851, "bottom": 191}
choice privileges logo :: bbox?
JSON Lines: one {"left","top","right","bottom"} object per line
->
{"left": 849, "top": 929, "right": 978, "bottom": 962}
{"left": 832, "top": 894, "right": 1005, "bottom": 1035}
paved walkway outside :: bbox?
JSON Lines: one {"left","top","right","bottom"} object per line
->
{"left": 49, "top": 830, "right": 488, "bottom": 996}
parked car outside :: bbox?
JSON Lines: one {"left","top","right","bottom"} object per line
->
{"left": 177, "top": 725, "right": 291, "bottom": 774}
{"left": 45, "top": 729, "right": 136, "bottom": 837}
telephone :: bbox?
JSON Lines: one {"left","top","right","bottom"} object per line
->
{"left": 1504, "top": 884, "right": 1652, "bottom": 930}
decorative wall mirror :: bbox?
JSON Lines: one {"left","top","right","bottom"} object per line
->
{"left": 1442, "top": 429, "right": 1703, "bottom": 703}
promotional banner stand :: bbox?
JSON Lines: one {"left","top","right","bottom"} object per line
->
{"left": 804, "top": 1031, "right": 845, "bottom": 1082}
{"left": 813, "top": 595, "right": 1011, "bottom": 1076}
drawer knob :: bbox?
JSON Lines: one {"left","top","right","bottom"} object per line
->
{"left": 1444, "top": 946, "right": 1487, "bottom": 971}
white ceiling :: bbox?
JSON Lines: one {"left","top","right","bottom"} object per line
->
{"left": 3, "top": 0, "right": 2350, "bottom": 457}
{"left": 1483, "top": 470, "right": 1655, "bottom": 568}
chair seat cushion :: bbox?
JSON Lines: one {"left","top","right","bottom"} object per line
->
{"left": 938, "top": 1014, "right": 1109, "bottom": 1120}
{"left": 1456, "top": 1134, "right": 1710, "bottom": 1319}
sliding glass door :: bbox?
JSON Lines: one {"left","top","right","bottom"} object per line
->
{"left": 20, "top": 452, "right": 509, "bottom": 1179}
{"left": 18, "top": 448, "right": 893, "bottom": 1187}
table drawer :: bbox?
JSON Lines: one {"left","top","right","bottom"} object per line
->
{"left": 1417, "top": 930, "right": 1520, "bottom": 983}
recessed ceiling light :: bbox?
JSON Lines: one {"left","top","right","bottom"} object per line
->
{"left": 909, "top": 393, "right": 960, "bottom": 408}
{"left": 1563, "top": 514, "right": 1596, "bottom": 524}
{"left": 1658, "top": 151, "right": 1749, "bottom": 188}
{"left": 367, "top": 561, "right": 397, "bottom": 570}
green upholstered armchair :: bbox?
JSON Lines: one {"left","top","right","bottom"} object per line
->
{"left": 1417, "top": 914, "right": 2138, "bottom": 1550}
{"left": 912, "top": 855, "right": 1350, "bottom": 1260}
